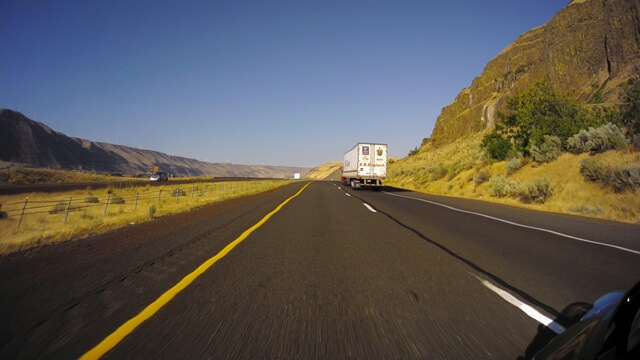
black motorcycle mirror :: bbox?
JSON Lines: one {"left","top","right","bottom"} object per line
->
{"left": 533, "top": 280, "right": 640, "bottom": 359}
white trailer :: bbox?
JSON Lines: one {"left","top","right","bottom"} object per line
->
{"left": 341, "top": 143, "right": 387, "bottom": 190}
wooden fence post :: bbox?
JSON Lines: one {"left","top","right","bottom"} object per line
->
{"left": 64, "top": 196, "right": 72, "bottom": 223}
{"left": 17, "top": 197, "right": 29, "bottom": 228}
{"left": 104, "top": 194, "right": 111, "bottom": 215}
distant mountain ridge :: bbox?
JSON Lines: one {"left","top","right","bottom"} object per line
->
{"left": 0, "top": 109, "right": 309, "bottom": 178}
{"left": 428, "top": 0, "right": 640, "bottom": 146}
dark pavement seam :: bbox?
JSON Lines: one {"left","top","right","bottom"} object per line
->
{"left": 345, "top": 190, "right": 562, "bottom": 319}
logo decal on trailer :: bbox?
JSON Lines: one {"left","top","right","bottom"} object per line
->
{"left": 376, "top": 147, "right": 383, "bottom": 156}
{"left": 362, "top": 146, "right": 369, "bottom": 155}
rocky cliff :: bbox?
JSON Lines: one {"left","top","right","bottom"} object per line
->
{"left": 429, "top": 0, "right": 640, "bottom": 146}
{"left": 0, "top": 109, "right": 309, "bottom": 178}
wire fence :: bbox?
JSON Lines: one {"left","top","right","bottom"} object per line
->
{"left": 0, "top": 180, "right": 290, "bottom": 229}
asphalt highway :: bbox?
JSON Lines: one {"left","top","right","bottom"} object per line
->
{"left": 0, "top": 181, "right": 638, "bottom": 359}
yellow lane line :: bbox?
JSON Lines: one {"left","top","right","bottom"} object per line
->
{"left": 80, "top": 181, "right": 312, "bottom": 359}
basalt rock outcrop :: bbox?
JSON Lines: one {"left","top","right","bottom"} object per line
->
{"left": 429, "top": 0, "right": 640, "bottom": 146}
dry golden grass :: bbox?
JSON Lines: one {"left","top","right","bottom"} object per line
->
{"left": 0, "top": 168, "right": 138, "bottom": 184}
{"left": 0, "top": 180, "right": 295, "bottom": 254}
{"left": 386, "top": 133, "right": 640, "bottom": 223}
{"left": 306, "top": 161, "right": 342, "bottom": 180}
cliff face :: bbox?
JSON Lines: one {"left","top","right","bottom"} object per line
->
{"left": 0, "top": 109, "right": 309, "bottom": 177}
{"left": 429, "top": 0, "right": 640, "bottom": 146}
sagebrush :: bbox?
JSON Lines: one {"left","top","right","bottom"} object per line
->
{"left": 580, "top": 158, "right": 640, "bottom": 192}
{"left": 567, "top": 123, "right": 628, "bottom": 154}
{"left": 506, "top": 158, "right": 522, "bottom": 176}
{"left": 488, "top": 176, "right": 521, "bottom": 198}
{"left": 474, "top": 171, "right": 490, "bottom": 185}
{"left": 531, "top": 135, "right": 562, "bottom": 163}
{"left": 489, "top": 175, "right": 554, "bottom": 203}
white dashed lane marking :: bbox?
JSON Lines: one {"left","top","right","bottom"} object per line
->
{"left": 475, "top": 276, "right": 566, "bottom": 334}
{"left": 363, "top": 203, "right": 377, "bottom": 213}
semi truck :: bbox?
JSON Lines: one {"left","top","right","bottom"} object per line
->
{"left": 341, "top": 143, "right": 387, "bottom": 190}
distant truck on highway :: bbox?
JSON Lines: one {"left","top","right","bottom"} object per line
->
{"left": 341, "top": 143, "right": 387, "bottom": 190}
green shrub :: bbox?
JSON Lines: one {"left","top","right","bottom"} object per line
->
{"left": 148, "top": 204, "right": 157, "bottom": 218}
{"left": 408, "top": 146, "right": 419, "bottom": 156}
{"left": 84, "top": 196, "right": 99, "bottom": 203}
{"left": 620, "top": 77, "right": 640, "bottom": 136}
{"left": 474, "top": 171, "right": 490, "bottom": 185}
{"left": 531, "top": 135, "right": 562, "bottom": 163}
{"left": 482, "top": 132, "right": 511, "bottom": 161}
{"left": 567, "top": 123, "right": 628, "bottom": 154}
{"left": 498, "top": 78, "right": 600, "bottom": 153}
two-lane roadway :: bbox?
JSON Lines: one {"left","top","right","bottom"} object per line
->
{"left": 1, "top": 181, "right": 638, "bottom": 358}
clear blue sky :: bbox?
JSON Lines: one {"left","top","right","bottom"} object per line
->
{"left": 1, "top": 0, "right": 566, "bottom": 167}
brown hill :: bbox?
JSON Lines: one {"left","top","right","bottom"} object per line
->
{"left": 429, "top": 0, "right": 640, "bottom": 146}
{"left": 0, "top": 109, "right": 309, "bottom": 178}
{"left": 306, "top": 161, "right": 342, "bottom": 180}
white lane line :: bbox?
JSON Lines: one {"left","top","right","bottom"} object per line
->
{"left": 363, "top": 203, "right": 377, "bottom": 213}
{"left": 345, "top": 193, "right": 351, "bottom": 197}
{"left": 338, "top": 187, "right": 342, "bottom": 190}
{"left": 476, "top": 276, "right": 566, "bottom": 334}
{"left": 384, "top": 191, "right": 640, "bottom": 256}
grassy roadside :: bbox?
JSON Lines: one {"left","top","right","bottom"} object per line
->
{"left": 385, "top": 132, "right": 640, "bottom": 224}
{"left": 0, "top": 179, "right": 296, "bottom": 255}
